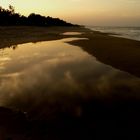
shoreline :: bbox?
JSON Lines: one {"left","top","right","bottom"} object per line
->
{"left": 87, "top": 26, "right": 140, "bottom": 41}
{"left": 0, "top": 26, "right": 87, "bottom": 49}
{"left": 0, "top": 26, "right": 140, "bottom": 77}
{"left": 0, "top": 26, "right": 140, "bottom": 139}
{"left": 68, "top": 28, "right": 140, "bottom": 78}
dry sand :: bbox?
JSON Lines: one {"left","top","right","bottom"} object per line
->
{"left": 0, "top": 26, "right": 140, "bottom": 77}
{"left": 0, "top": 26, "right": 86, "bottom": 48}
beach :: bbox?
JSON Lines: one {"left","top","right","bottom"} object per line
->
{"left": 0, "top": 26, "right": 86, "bottom": 48}
{"left": 0, "top": 26, "right": 140, "bottom": 140}
{"left": 1, "top": 0, "right": 140, "bottom": 138}
{"left": 0, "top": 26, "right": 140, "bottom": 77}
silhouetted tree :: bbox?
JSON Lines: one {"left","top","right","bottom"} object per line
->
{"left": 9, "top": 5, "right": 15, "bottom": 14}
{"left": 0, "top": 5, "right": 79, "bottom": 27}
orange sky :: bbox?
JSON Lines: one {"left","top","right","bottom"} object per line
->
{"left": 0, "top": 0, "right": 140, "bottom": 26}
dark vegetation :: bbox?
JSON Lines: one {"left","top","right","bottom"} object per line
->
{"left": 0, "top": 5, "right": 78, "bottom": 26}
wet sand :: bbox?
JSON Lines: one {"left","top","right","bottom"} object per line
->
{"left": 68, "top": 29, "right": 140, "bottom": 78}
{"left": 0, "top": 26, "right": 140, "bottom": 77}
{"left": 0, "top": 26, "right": 140, "bottom": 140}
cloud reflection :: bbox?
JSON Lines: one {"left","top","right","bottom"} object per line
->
{"left": 0, "top": 38, "right": 140, "bottom": 120}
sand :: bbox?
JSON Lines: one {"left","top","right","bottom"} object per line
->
{"left": 0, "top": 26, "right": 140, "bottom": 77}
{"left": 0, "top": 26, "right": 86, "bottom": 48}
{"left": 0, "top": 26, "right": 140, "bottom": 140}
{"left": 68, "top": 30, "right": 140, "bottom": 78}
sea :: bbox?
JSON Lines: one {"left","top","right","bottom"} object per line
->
{"left": 88, "top": 26, "right": 140, "bottom": 41}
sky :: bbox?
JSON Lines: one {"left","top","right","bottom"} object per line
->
{"left": 0, "top": 0, "right": 140, "bottom": 26}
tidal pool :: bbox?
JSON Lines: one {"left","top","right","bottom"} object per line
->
{"left": 0, "top": 37, "right": 140, "bottom": 116}
{"left": 0, "top": 38, "right": 140, "bottom": 140}
{"left": 62, "top": 32, "right": 83, "bottom": 35}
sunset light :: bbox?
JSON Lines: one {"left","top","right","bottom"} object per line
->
{"left": 0, "top": 0, "right": 140, "bottom": 25}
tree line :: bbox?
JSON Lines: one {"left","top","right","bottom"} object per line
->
{"left": 0, "top": 5, "right": 78, "bottom": 26}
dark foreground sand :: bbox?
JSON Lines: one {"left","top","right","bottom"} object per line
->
{"left": 0, "top": 26, "right": 140, "bottom": 140}
{"left": 0, "top": 26, "right": 140, "bottom": 77}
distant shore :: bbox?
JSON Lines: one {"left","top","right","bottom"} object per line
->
{"left": 0, "top": 26, "right": 84, "bottom": 49}
{"left": 0, "top": 26, "right": 140, "bottom": 77}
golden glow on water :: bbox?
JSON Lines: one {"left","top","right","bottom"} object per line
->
{"left": 62, "top": 32, "right": 83, "bottom": 35}
{"left": 0, "top": 37, "right": 140, "bottom": 113}
{"left": 0, "top": 37, "right": 140, "bottom": 140}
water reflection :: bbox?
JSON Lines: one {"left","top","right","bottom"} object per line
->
{"left": 0, "top": 37, "right": 140, "bottom": 139}
{"left": 11, "top": 45, "right": 18, "bottom": 50}
{"left": 0, "top": 37, "right": 140, "bottom": 110}
{"left": 62, "top": 32, "right": 83, "bottom": 35}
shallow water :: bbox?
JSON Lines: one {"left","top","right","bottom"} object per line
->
{"left": 62, "top": 32, "right": 83, "bottom": 35}
{"left": 89, "top": 26, "right": 140, "bottom": 41}
{"left": 0, "top": 37, "right": 140, "bottom": 115}
{"left": 1, "top": 37, "right": 140, "bottom": 139}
